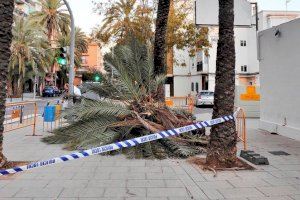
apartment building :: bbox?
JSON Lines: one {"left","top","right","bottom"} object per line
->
{"left": 14, "top": 0, "right": 39, "bottom": 17}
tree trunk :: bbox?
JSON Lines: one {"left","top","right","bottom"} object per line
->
{"left": 206, "top": 0, "right": 237, "bottom": 168}
{"left": 153, "top": 0, "right": 171, "bottom": 100}
{"left": 0, "top": 0, "right": 14, "bottom": 167}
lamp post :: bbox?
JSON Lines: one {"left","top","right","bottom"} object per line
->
{"left": 62, "top": 0, "right": 75, "bottom": 97}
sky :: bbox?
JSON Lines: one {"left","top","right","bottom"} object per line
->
{"left": 68, "top": 0, "right": 300, "bottom": 34}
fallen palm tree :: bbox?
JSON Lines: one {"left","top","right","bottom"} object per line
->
{"left": 43, "top": 38, "right": 208, "bottom": 159}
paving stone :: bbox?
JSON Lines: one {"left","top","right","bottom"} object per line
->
{"left": 258, "top": 185, "right": 300, "bottom": 196}
{"left": 34, "top": 172, "right": 75, "bottom": 180}
{"left": 45, "top": 179, "right": 89, "bottom": 188}
{"left": 248, "top": 196, "right": 294, "bottom": 200}
{"left": 235, "top": 171, "right": 276, "bottom": 180}
{"left": 104, "top": 188, "right": 146, "bottom": 197}
{"left": 88, "top": 179, "right": 127, "bottom": 187}
{"left": 147, "top": 188, "right": 189, "bottom": 197}
{"left": 269, "top": 170, "right": 300, "bottom": 178}
{"left": 92, "top": 172, "right": 110, "bottom": 180}
{"left": 218, "top": 187, "right": 265, "bottom": 198}
{"left": 97, "top": 166, "right": 130, "bottom": 173}
{"left": 129, "top": 166, "right": 162, "bottom": 173}
{"left": 72, "top": 171, "right": 97, "bottom": 180}
{"left": 196, "top": 180, "right": 234, "bottom": 189}
{"left": 263, "top": 177, "right": 294, "bottom": 186}
{"left": 201, "top": 188, "right": 224, "bottom": 199}
{"left": 289, "top": 194, "right": 300, "bottom": 200}
{"left": 125, "top": 198, "right": 168, "bottom": 200}
{"left": 202, "top": 172, "right": 241, "bottom": 181}
{"left": 59, "top": 188, "right": 105, "bottom": 198}
{"left": 3, "top": 180, "right": 49, "bottom": 189}
{"left": 127, "top": 180, "right": 165, "bottom": 188}
{"left": 184, "top": 185, "right": 209, "bottom": 199}
{"left": 164, "top": 180, "right": 184, "bottom": 187}
{"left": 116, "top": 160, "right": 146, "bottom": 167}
{"left": 0, "top": 198, "right": 32, "bottom": 200}
{"left": 228, "top": 178, "right": 271, "bottom": 187}
{"left": 0, "top": 187, "right": 21, "bottom": 198}
{"left": 110, "top": 172, "right": 146, "bottom": 180}
{"left": 146, "top": 173, "right": 178, "bottom": 180}
{"left": 79, "top": 198, "right": 123, "bottom": 200}
{"left": 15, "top": 188, "right": 63, "bottom": 198}
{"left": 0, "top": 181, "right": 9, "bottom": 189}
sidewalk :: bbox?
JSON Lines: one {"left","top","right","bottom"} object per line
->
{"left": 0, "top": 118, "right": 300, "bottom": 200}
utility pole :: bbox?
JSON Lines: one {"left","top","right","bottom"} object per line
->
{"left": 62, "top": 0, "right": 75, "bottom": 96}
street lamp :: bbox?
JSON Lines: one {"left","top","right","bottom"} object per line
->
{"left": 62, "top": 0, "right": 75, "bottom": 97}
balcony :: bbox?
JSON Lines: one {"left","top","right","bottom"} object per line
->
{"left": 15, "top": 0, "right": 25, "bottom": 4}
{"left": 14, "top": 7, "right": 28, "bottom": 17}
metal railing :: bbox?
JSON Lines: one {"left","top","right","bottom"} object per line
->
{"left": 4, "top": 101, "right": 38, "bottom": 136}
{"left": 235, "top": 107, "right": 247, "bottom": 150}
{"left": 165, "top": 96, "right": 195, "bottom": 113}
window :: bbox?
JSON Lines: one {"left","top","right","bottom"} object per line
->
{"left": 191, "top": 82, "right": 194, "bottom": 92}
{"left": 241, "top": 65, "right": 248, "bottom": 72}
{"left": 196, "top": 82, "right": 199, "bottom": 93}
{"left": 81, "top": 56, "right": 88, "bottom": 64}
{"left": 197, "top": 61, "right": 203, "bottom": 72}
{"left": 240, "top": 40, "right": 247, "bottom": 47}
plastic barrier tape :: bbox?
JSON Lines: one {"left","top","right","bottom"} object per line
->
{"left": 0, "top": 114, "right": 235, "bottom": 176}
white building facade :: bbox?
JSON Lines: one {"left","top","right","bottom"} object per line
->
{"left": 173, "top": 9, "right": 259, "bottom": 96}
{"left": 258, "top": 18, "right": 300, "bottom": 141}
{"left": 172, "top": 4, "right": 300, "bottom": 97}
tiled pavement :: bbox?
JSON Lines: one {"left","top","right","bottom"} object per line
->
{"left": 0, "top": 118, "right": 300, "bottom": 200}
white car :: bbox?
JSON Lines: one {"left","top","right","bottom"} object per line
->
{"left": 195, "top": 91, "right": 214, "bottom": 107}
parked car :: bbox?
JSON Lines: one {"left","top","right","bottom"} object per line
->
{"left": 195, "top": 91, "right": 214, "bottom": 107}
{"left": 42, "top": 86, "right": 60, "bottom": 97}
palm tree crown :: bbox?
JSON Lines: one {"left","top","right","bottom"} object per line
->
{"left": 30, "top": 0, "right": 70, "bottom": 42}
{"left": 10, "top": 17, "right": 49, "bottom": 76}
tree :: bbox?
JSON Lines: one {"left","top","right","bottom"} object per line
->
{"left": 95, "top": 0, "right": 153, "bottom": 45}
{"left": 206, "top": 0, "right": 237, "bottom": 168}
{"left": 43, "top": 37, "right": 207, "bottom": 158}
{"left": 0, "top": 0, "right": 14, "bottom": 168}
{"left": 153, "top": 0, "right": 170, "bottom": 77}
{"left": 30, "top": 0, "right": 70, "bottom": 43}
{"left": 9, "top": 17, "right": 50, "bottom": 97}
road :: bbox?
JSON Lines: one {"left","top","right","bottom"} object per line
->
{"left": 5, "top": 97, "right": 62, "bottom": 115}
{"left": 194, "top": 106, "right": 213, "bottom": 115}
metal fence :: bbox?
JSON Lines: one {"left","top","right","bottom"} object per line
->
{"left": 4, "top": 101, "right": 38, "bottom": 136}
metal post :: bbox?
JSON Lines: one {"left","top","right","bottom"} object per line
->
{"left": 62, "top": 0, "right": 75, "bottom": 96}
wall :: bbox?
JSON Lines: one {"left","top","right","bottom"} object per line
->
{"left": 258, "top": 18, "right": 300, "bottom": 141}
{"left": 235, "top": 86, "right": 260, "bottom": 118}
{"left": 81, "top": 43, "right": 104, "bottom": 71}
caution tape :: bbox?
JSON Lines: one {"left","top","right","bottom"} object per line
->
{"left": 0, "top": 114, "right": 235, "bottom": 176}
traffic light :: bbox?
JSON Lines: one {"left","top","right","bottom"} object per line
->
{"left": 94, "top": 73, "right": 101, "bottom": 82}
{"left": 57, "top": 47, "right": 67, "bottom": 66}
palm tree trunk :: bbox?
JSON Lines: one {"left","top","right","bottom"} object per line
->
{"left": 206, "top": 0, "right": 237, "bottom": 168}
{"left": 0, "top": 0, "right": 14, "bottom": 167}
{"left": 153, "top": 0, "right": 171, "bottom": 100}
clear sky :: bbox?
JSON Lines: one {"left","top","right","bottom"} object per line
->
{"left": 68, "top": 0, "right": 300, "bottom": 34}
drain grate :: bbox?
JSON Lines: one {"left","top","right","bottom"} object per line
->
{"left": 269, "top": 151, "right": 290, "bottom": 156}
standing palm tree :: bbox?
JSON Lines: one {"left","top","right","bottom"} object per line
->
{"left": 153, "top": 0, "right": 171, "bottom": 76}
{"left": 206, "top": 0, "right": 237, "bottom": 168}
{"left": 96, "top": 0, "right": 153, "bottom": 45}
{"left": 30, "top": 0, "right": 70, "bottom": 43}
{"left": 10, "top": 17, "right": 50, "bottom": 97}
{"left": 153, "top": 0, "right": 170, "bottom": 101}
{"left": 0, "top": 0, "right": 14, "bottom": 168}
